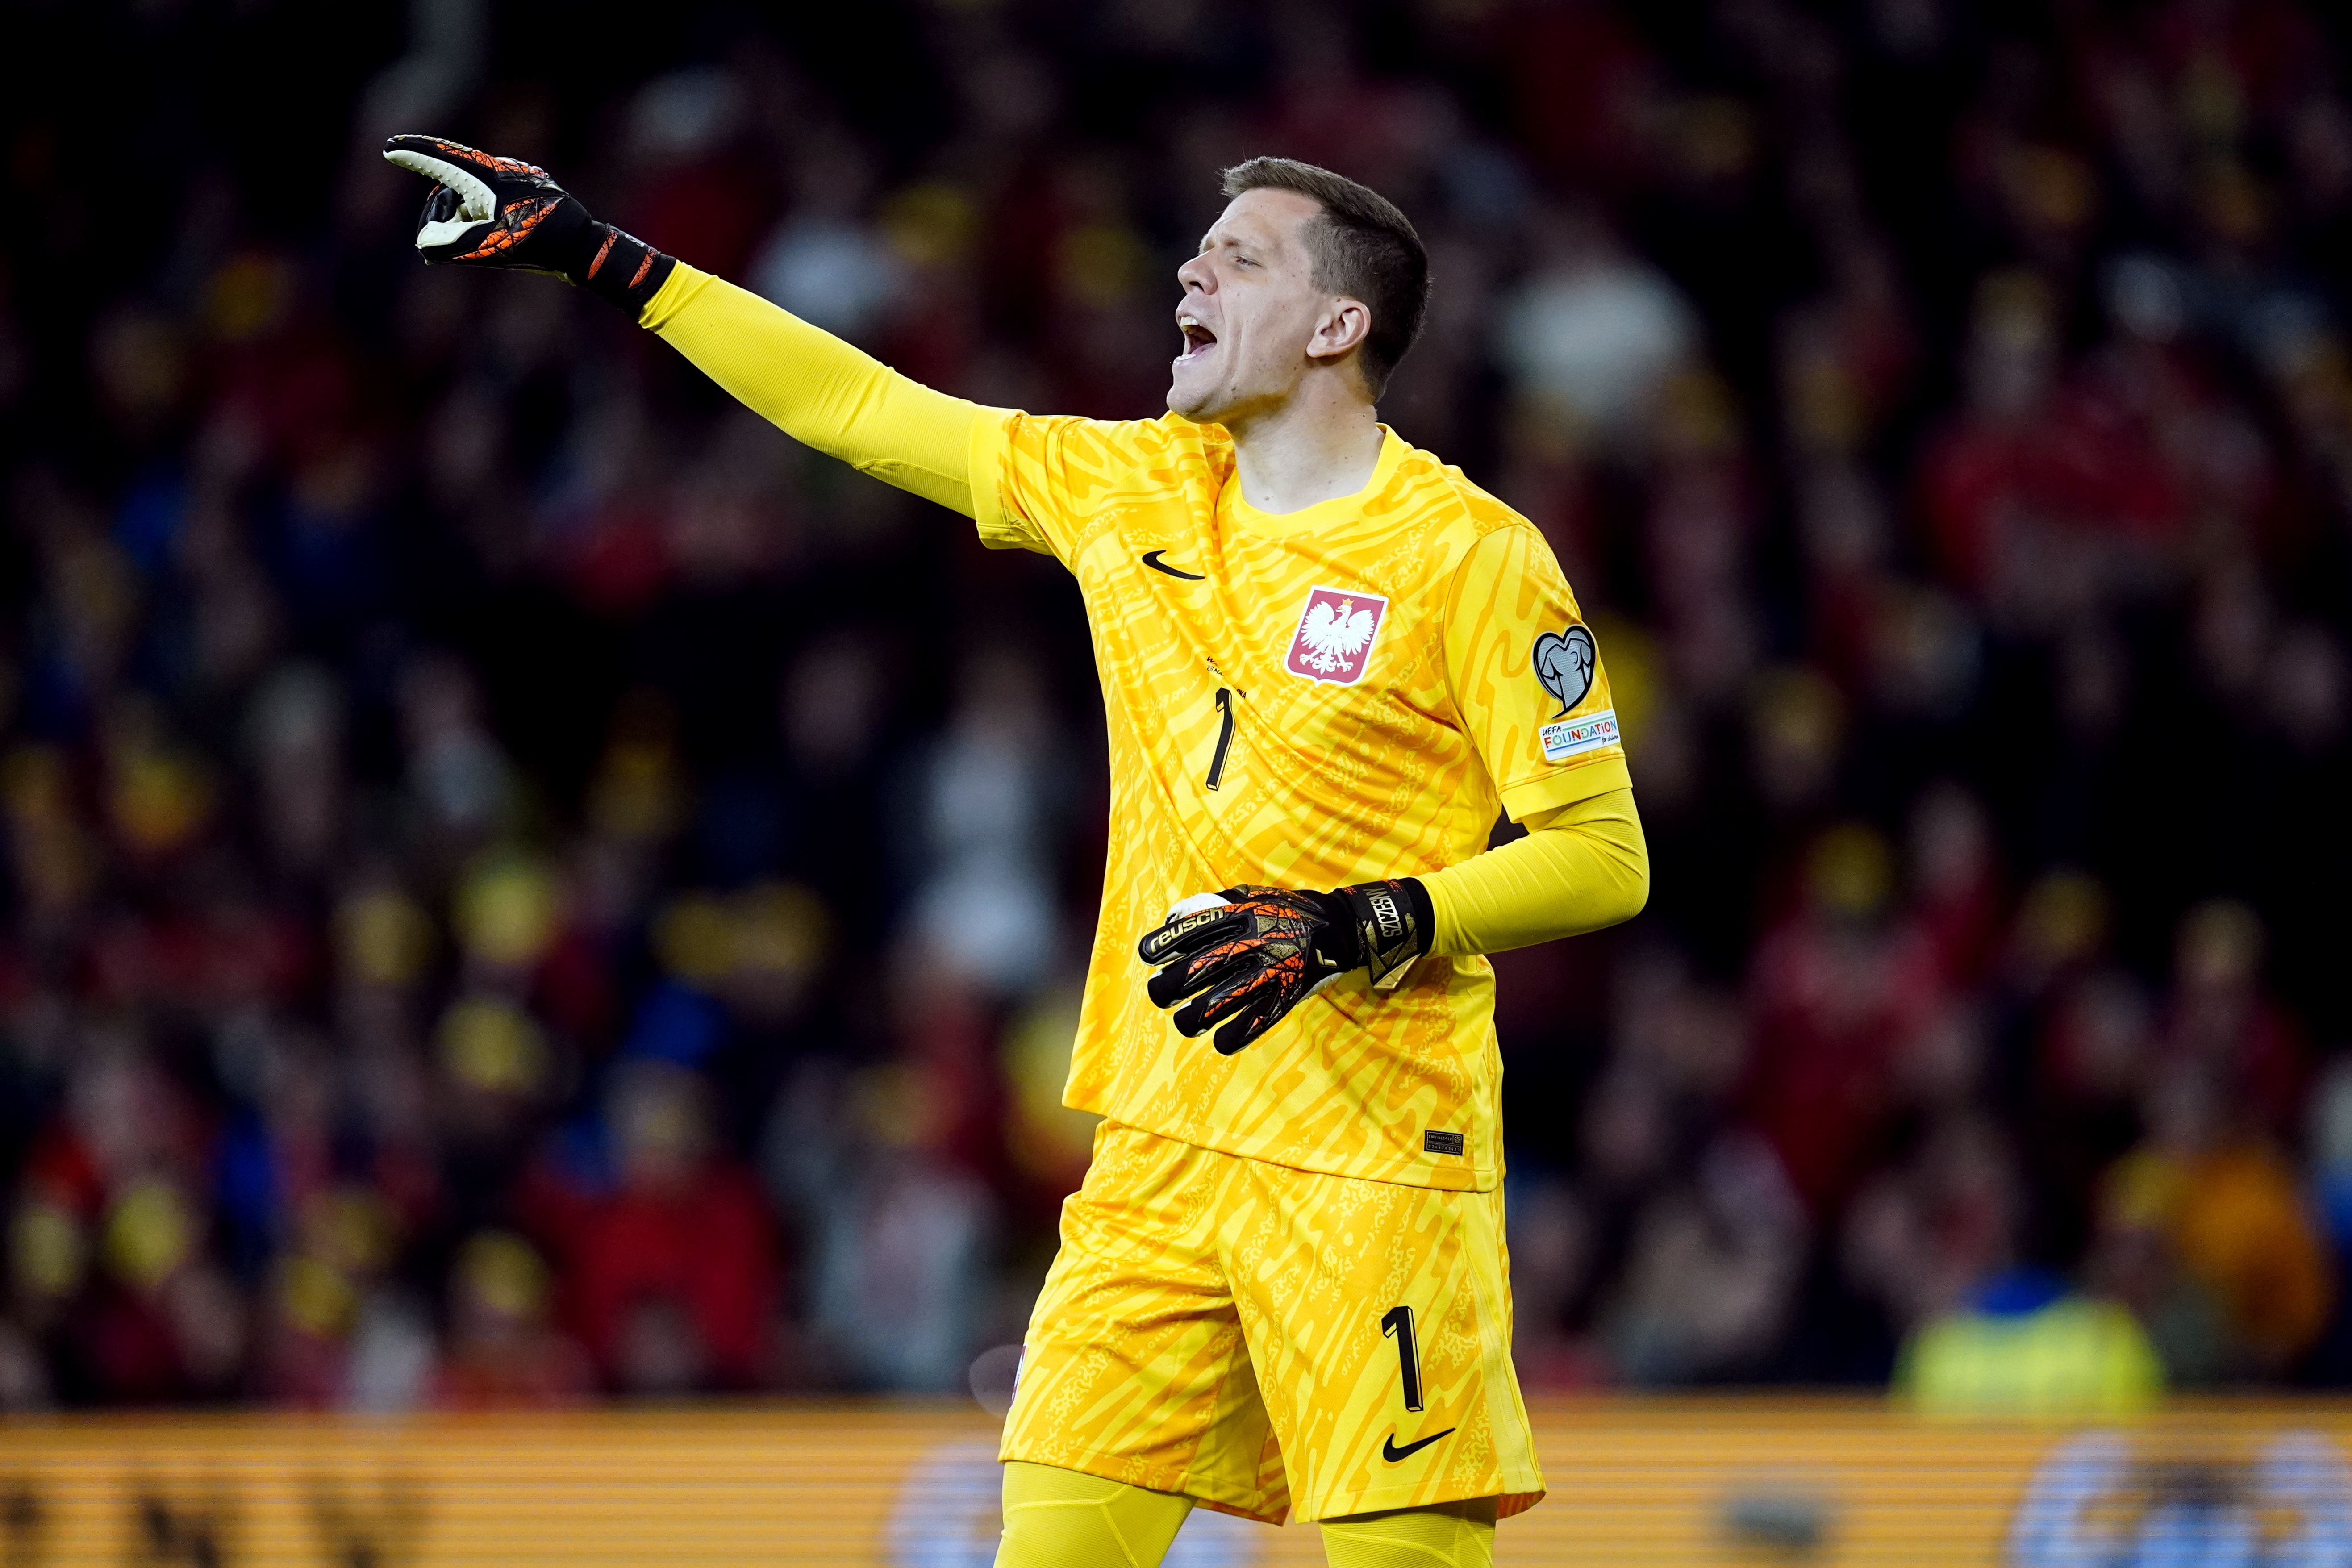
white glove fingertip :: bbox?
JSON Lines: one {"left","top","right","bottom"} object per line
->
{"left": 415, "top": 217, "right": 492, "bottom": 250}
{"left": 1163, "top": 892, "right": 1228, "bottom": 924}
{"left": 384, "top": 150, "right": 498, "bottom": 222}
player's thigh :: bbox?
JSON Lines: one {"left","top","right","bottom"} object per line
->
{"left": 1002, "top": 1125, "right": 1279, "bottom": 1512}
{"left": 1218, "top": 1165, "right": 1542, "bottom": 1523}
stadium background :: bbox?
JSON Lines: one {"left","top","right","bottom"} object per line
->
{"left": 10, "top": 0, "right": 2352, "bottom": 1547}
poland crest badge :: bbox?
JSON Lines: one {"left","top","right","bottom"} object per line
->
{"left": 1284, "top": 586, "right": 1389, "bottom": 685}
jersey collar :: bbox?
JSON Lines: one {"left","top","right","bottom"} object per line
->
{"left": 1222, "top": 426, "right": 1410, "bottom": 539}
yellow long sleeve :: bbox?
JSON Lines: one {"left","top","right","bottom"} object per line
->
{"left": 638, "top": 263, "right": 995, "bottom": 517}
{"left": 1420, "top": 787, "right": 1648, "bottom": 957}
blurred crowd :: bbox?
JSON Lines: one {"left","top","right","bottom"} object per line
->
{"left": 4, "top": 0, "right": 2352, "bottom": 1409}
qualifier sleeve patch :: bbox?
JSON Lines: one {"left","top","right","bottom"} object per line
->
{"left": 1530, "top": 625, "right": 1597, "bottom": 716}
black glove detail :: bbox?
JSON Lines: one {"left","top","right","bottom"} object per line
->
{"left": 1135, "top": 878, "right": 1432, "bottom": 1055}
{"left": 1334, "top": 877, "right": 1434, "bottom": 989}
{"left": 381, "top": 135, "right": 675, "bottom": 316}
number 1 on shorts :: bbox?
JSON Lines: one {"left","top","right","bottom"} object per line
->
{"left": 1381, "top": 1305, "right": 1424, "bottom": 1413}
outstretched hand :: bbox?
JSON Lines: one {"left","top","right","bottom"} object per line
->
{"left": 381, "top": 135, "right": 673, "bottom": 313}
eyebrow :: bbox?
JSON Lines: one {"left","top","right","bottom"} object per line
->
{"left": 1198, "top": 228, "right": 1265, "bottom": 255}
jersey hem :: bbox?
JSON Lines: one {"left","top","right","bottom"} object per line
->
{"left": 992, "top": 1443, "right": 1287, "bottom": 1526}
{"left": 992, "top": 1440, "right": 1543, "bottom": 1527}
{"left": 1498, "top": 752, "right": 1633, "bottom": 823}
{"left": 1079, "top": 1113, "right": 1502, "bottom": 1193}
{"left": 1291, "top": 1479, "right": 1547, "bottom": 1526}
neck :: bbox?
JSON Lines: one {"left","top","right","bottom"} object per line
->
{"left": 1224, "top": 381, "right": 1385, "bottom": 515}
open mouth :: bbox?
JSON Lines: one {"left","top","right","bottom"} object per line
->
{"left": 1176, "top": 319, "right": 1218, "bottom": 362}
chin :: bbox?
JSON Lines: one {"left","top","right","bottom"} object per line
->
{"left": 1166, "top": 377, "right": 1230, "bottom": 425}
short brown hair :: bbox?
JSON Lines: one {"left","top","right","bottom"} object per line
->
{"left": 1220, "top": 156, "right": 1429, "bottom": 399}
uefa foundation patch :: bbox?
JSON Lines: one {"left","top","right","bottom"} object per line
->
{"left": 1539, "top": 708, "right": 1620, "bottom": 762}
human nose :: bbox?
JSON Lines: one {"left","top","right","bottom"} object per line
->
{"left": 1176, "top": 253, "right": 1212, "bottom": 294}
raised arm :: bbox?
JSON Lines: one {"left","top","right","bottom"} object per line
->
{"left": 639, "top": 268, "right": 989, "bottom": 517}
{"left": 383, "top": 136, "right": 993, "bottom": 518}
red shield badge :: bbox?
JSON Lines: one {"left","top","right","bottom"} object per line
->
{"left": 1284, "top": 586, "right": 1389, "bottom": 685}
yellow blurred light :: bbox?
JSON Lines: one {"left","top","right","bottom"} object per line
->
{"left": 1585, "top": 615, "right": 1657, "bottom": 741}
{"left": 2015, "top": 869, "right": 2110, "bottom": 969}
{"left": 1002, "top": 984, "right": 1098, "bottom": 1184}
{"left": 103, "top": 1180, "right": 195, "bottom": 1293}
{"left": 883, "top": 183, "right": 977, "bottom": 269}
{"left": 454, "top": 851, "right": 560, "bottom": 971}
{"left": 277, "top": 1252, "right": 358, "bottom": 1339}
{"left": 457, "top": 1230, "right": 550, "bottom": 1323}
{"left": 337, "top": 885, "right": 437, "bottom": 988}
{"left": 438, "top": 995, "right": 550, "bottom": 1098}
{"left": 653, "top": 893, "right": 735, "bottom": 985}
{"left": 1808, "top": 823, "right": 1894, "bottom": 920}
{"left": 586, "top": 741, "right": 684, "bottom": 843}
{"left": 1061, "top": 223, "right": 1147, "bottom": 309}
{"left": 110, "top": 749, "right": 215, "bottom": 856}
{"left": 730, "top": 882, "right": 828, "bottom": 980}
{"left": 11, "top": 1201, "right": 85, "bottom": 1300}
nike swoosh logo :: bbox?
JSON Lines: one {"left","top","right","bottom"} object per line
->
{"left": 1381, "top": 1428, "right": 1457, "bottom": 1463}
{"left": 1141, "top": 550, "right": 1205, "bottom": 580}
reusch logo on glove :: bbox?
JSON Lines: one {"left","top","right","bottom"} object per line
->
{"left": 1285, "top": 587, "right": 1388, "bottom": 685}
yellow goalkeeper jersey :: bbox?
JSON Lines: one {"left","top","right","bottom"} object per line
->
{"left": 972, "top": 413, "right": 1628, "bottom": 1192}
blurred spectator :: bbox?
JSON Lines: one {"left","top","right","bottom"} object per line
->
{"left": 564, "top": 1061, "right": 775, "bottom": 1396}
{"left": 2094, "top": 1058, "right": 2333, "bottom": 1382}
{"left": 1744, "top": 823, "right": 1945, "bottom": 1215}
{"left": 1496, "top": 208, "right": 1699, "bottom": 448}
{"left": 1895, "top": 1267, "right": 2164, "bottom": 1418}
{"left": 1602, "top": 1132, "right": 1807, "bottom": 1384}
{"left": 435, "top": 1230, "right": 591, "bottom": 1408}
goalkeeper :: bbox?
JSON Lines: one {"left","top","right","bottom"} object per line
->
{"left": 386, "top": 135, "right": 1647, "bottom": 1568}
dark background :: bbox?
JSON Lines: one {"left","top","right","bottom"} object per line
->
{"left": 2, "top": 0, "right": 2350, "bottom": 1406}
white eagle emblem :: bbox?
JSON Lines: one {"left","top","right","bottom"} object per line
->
{"left": 1301, "top": 600, "right": 1376, "bottom": 667}
{"left": 1285, "top": 586, "right": 1389, "bottom": 685}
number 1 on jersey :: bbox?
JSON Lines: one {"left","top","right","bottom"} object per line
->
{"left": 1205, "top": 688, "right": 1234, "bottom": 791}
{"left": 1381, "top": 1305, "right": 1424, "bottom": 1413}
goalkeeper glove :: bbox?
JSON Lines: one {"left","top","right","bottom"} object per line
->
{"left": 381, "top": 135, "right": 675, "bottom": 315}
{"left": 1136, "top": 879, "right": 1432, "bottom": 1056}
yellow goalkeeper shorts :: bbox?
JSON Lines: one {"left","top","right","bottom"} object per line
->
{"left": 999, "top": 1122, "right": 1544, "bottom": 1525}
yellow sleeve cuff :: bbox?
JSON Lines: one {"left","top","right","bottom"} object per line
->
{"left": 638, "top": 260, "right": 709, "bottom": 330}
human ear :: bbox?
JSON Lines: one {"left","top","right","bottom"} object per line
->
{"left": 1307, "top": 297, "right": 1372, "bottom": 363}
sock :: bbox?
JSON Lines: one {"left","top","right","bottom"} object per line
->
{"left": 1319, "top": 1496, "right": 1498, "bottom": 1568}
{"left": 993, "top": 1460, "right": 1196, "bottom": 1568}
